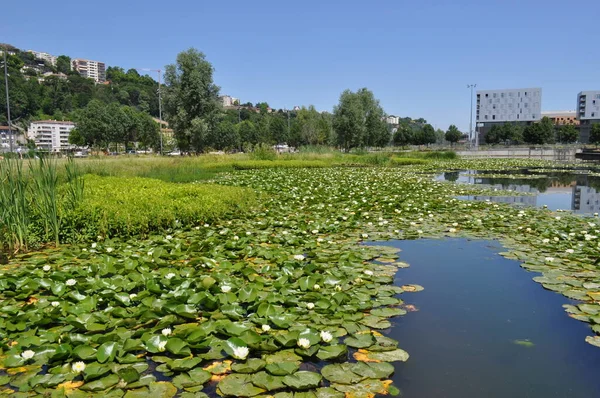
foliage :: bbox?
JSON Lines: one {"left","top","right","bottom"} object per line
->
{"left": 485, "top": 123, "right": 524, "bottom": 145}
{"left": 333, "top": 88, "right": 389, "bottom": 151}
{"left": 556, "top": 124, "right": 579, "bottom": 144}
{"left": 589, "top": 124, "right": 600, "bottom": 146}
{"left": 250, "top": 143, "right": 277, "bottom": 161}
{"left": 523, "top": 117, "right": 554, "bottom": 145}
{"left": 445, "top": 125, "right": 462, "bottom": 146}
{"left": 163, "top": 48, "right": 221, "bottom": 153}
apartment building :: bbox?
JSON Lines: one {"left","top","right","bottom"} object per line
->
{"left": 577, "top": 91, "right": 600, "bottom": 143}
{"left": 72, "top": 58, "right": 106, "bottom": 83}
{"left": 0, "top": 126, "right": 12, "bottom": 150}
{"left": 476, "top": 88, "right": 542, "bottom": 141}
{"left": 386, "top": 115, "right": 399, "bottom": 125}
{"left": 27, "top": 120, "right": 76, "bottom": 152}
{"left": 27, "top": 50, "right": 57, "bottom": 66}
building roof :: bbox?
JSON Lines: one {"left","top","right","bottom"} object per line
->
{"left": 31, "top": 120, "right": 75, "bottom": 125}
{"left": 541, "top": 110, "right": 577, "bottom": 117}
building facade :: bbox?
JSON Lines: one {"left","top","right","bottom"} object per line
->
{"left": 72, "top": 59, "right": 106, "bottom": 83}
{"left": 27, "top": 50, "right": 57, "bottom": 66}
{"left": 577, "top": 91, "right": 600, "bottom": 143}
{"left": 0, "top": 126, "right": 12, "bottom": 150}
{"left": 541, "top": 111, "right": 579, "bottom": 126}
{"left": 476, "top": 88, "right": 542, "bottom": 141}
{"left": 219, "top": 95, "right": 240, "bottom": 107}
{"left": 386, "top": 115, "right": 399, "bottom": 125}
{"left": 27, "top": 121, "right": 76, "bottom": 152}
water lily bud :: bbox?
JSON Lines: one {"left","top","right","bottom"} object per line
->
{"left": 162, "top": 328, "right": 172, "bottom": 336}
{"left": 262, "top": 325, "right": 271, "bottom": 332}
{"left": 306, "top": 302, "right": 315, "bottom": 310}
{"left": 320, "top": 331, "right": 333, "bottom": 343}
{"left": 297, "top": 338, "right": 311, "bottom": 349}
{"left": 42, "top": 265, "right": 51, "bottom": 272}
{"left": 221, "top": 285, "right": 232, "bottom": 293}
{"left": 313, "top": 284, "right": 321, "bottom": 290}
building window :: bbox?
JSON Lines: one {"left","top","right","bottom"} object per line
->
{"left": 485, "top": 115, "right": 488, "bottom": 120}
{"left": 524, "top": 92, "right": 527, "bottom": 96}
{"left": 524, "top": 103, "right": 528, "bottom": 108}
{"left": 493, "top": 93, "right": 497, "bottom": 98}
{"left": 493, "top": 105, "right": 496, "bottom": 110}
{"left": 501, "top": 93, "right": 504, "bottom": 98}
{"left": 593, "top": 112, "right": 596, "bottom": 118}
{"left": 485, "top": 93, "right": 489, "bottom": 98}
{"left": 492, "top": 115, "right": 496, "bottom": 120}
{"left": 532, "top": 114, "right": 536, "bottom": 119}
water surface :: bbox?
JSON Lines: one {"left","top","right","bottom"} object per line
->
{"left": 375, "top": 238, "right": 600, "bottom": 398}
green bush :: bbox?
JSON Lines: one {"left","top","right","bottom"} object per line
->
{"left": 389, "top": 157, "right": 427, "bottom": 166}
{"left": 59, "top": 175, "right": 255, "bottom": 241}
{"left": 250, "top": 143, "right": 277, "bottom": 160}
{"left": 402, "top": 150, "right": 458, "bottom": 160}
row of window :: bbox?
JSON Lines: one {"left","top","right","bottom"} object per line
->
{"left": 478, "top": 113, "right": 536, "bottom": 120}
{"left": 479, "top": 91, "right": 539, "bottom": 99}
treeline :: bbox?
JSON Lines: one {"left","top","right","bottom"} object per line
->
{"left": 0, "top": 46, "right": 160, "bottom": 129}
{"left": 485, "top": 117, "right": 582, "bottom": 145}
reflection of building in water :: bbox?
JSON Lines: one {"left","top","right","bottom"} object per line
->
{"left": 465, "top": 195, "right": 538, "bottom": 207}
{"left": 572, "top": 186, "right": 600, "bottom": 213}
{"left": 476, "top": 181, "right": 540, "bottom": 194}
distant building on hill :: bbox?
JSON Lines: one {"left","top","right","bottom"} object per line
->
{"left": 72, "top": 58, "right": 106, "bottom": 83}
{"left": 27, "top": 120, "right": 76, "bottom": 152}
{"left": 219, "top": 95, "right": 240, "bottom": 107}
{"left": 27, "top": 50, "right": 58, "bottom": 66}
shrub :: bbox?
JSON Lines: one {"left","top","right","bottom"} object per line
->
{"left": 232, "top": 160, "right": 329, "bottom": 170}
{"left": 250, "top": 143, "right": 277, "bottom": 161}
{"left": 389, "top": 158, "right": 427, "bottom": 166}
{"left": 59, "top": 175, "right": 256, "bottom": 242}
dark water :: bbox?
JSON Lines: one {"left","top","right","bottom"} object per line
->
{"left": 376, "top": 239, "right": 600, "bottom": 398}
{"left": 438, "top": 169, "right": 600, "bottom": 214}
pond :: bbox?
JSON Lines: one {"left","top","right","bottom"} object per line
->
{"left": 374, "top": 238, "right": 600, "bottom": 398}
{"left": 437, "top": 169, "right": 600, "bottom": 214}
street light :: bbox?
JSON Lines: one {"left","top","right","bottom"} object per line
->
{"left": 136, "top": 68, "right": 163, "bottom": 155}
{"left": 467, "top": 84, "right": 477, "bottom": 149}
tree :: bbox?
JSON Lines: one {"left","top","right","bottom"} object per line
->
{"left": 163, "top": 48, "right": 220, "bottom": 153}
{"left": 590, "top": 124, "right": 600, "bottom": 146}
{"left": 238, "top": 120, "right": 258, "bottom": 149}
{"left": 556, "top": 124, "right": 578, "bottom": 144}
{"left": 523, "top": 117, "right": 554, "bottom": 145}
{"left": 445, "top": 125, "right": 461, "bottom": 146}
{"left": 393, "top": 123, "right": 412, "bottom": 147}
{"left": 56, "top": 55, "right": 71, "bottom": 75}
{"left": 332, "top": 88, "right": 387, "bottom": 151}
{"left": 485, "top": 125, "right": 501, "bottom": 144}
{"left": 421, "top": 124, "right": 437, "bottom": 146}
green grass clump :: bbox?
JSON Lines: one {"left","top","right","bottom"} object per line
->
{"left": 402, "top": 150, "right": 458, "bottom": 160}
{"left": 60, "top": 175, "right": 255, "bottom": 241}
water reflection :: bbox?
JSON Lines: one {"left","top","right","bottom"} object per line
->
{"left": 438, "top": 169, "right": 600, "bottom": 214}
{"left": 374, "top": 239, "right": 600, "bottom": 398}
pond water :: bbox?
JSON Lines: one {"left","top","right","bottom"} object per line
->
{"left": 375, "top": 238, "right": 600, "bottom": 398}
{"left": 437, "top": 169, "right": 600, "bottom": 214}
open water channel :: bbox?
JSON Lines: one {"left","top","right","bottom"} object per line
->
{"left": 374, "top": 238, "right": 600, "bottom": 397}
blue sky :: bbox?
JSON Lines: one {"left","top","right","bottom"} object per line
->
{"left": 3, "top": 0, "right": 599, "bottom": 131}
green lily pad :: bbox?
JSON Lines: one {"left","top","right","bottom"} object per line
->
{"left": 282, "top": 371, "right": 322, "bottom": 390}
{"left": 80, "top": 373, "right": 120, "bottom": 391}
{"left": 316, "top": 344, "right": 348, "bottom": 360}
{"left": 231, "top": 358, "right": 266, "bottom": 373}
{"left": 251, "top": 371, "right": 286, "bottom": 391}
{"left": 217, "top": 374, "right": 266, "bottom": 397}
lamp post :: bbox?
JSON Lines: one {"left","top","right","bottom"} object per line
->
{"left": 136, "top": 68, "right": 163, "bottom": 155}
{"left": 467, "top": 84, "right": 477, "bottom": 149}
{"left": 3, "top": 47, "right": 13, "bottom": 153}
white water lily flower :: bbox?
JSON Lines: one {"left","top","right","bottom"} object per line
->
{"left": 320, "top": 331, "right": 333, "bottom": 343}
{"left": 232, "top": 346, "right": 249, "bottom": 360}
{"left": 42, "top": 265, "right": 51, "bottom": 272}
{"left": 311, "top": 229, "right": 319, "bottom": 234}
{"left": 566, "top": 249, "right": 575, "bottom": 254}
{"left": 221, "top": 285, "right": 232, "bottom": 293}
{"left": 417, "top": 230, "right": 423, "bottom": 234}
{"left": 91, "top": 242, "right": 97, "bottom": 249}
{"left": 72, "top": 361, "right": 86, "bottom": 373}
{"left": 246, "top": 231, "right": 252, "bottom": 236}
{"left": 158, "top": 341, "right": 167, "bottom": 352}
{"left": 555, "top": 216, "right": 561, "bottom": 220}
{"left": 362, "top": 233, "right": 369, "bottom": 239}
{"left": 21, "top": 350, "right": 35, "bottom": 360}
{"left": 165, "top": 273, "right": 176, "bottom": 280}
{"left": 449, "top": 228, "right": 457, "bottom": 233}
{"left": 162, "top": 328, "right": 172, "bottom": 336}
{"left": 106, "top": 247, "right": 114, "bottom": 253}
{"left": 554, "top": 237, "right": 560, "bottom": 242}
{"left": 297, "top": 338, "right": 311, "bottom": 349}
{"left": 545, "top": 257, "right": 554, "bottom": 262}
{"left": 233, "top": 236, "right": 239, "bottom": 240}
{"left": 542, "top": 238, "right": 550, "bottom": 243}
{"left": 66, "top": 279, "right": 77, "bottom": 286}
{"left": 364, "top": 270, "right": 373, "bottom": 276}
{"left": 306, "top": 302, "right": 315, "bottom": 310}
{"left": 313, "top": 284, "right": 321, "bottom": 290}
{"left": 335, "top": 285, "right": 342, "bottom": 291}
{"left": 317, "top": 238, "right": 324, "bottom": 243}
{"left": 452, "top": 222, "right": 458, "bottom": 227}
{"left": 293, "top": 254, "right": 305, "bottom": 261}
{"left": 51, "top": 301, "right": 60, "bottom": 307}
{"left": 262, "top": 325, "right": 271, "bottom": 332}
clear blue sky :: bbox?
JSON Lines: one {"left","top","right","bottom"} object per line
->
{"left": 4, "top": 0, "right": 599, "bottom": 131}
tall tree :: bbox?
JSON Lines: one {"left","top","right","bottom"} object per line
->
{"left": 56, "top": 55, "right": 71, "bottom": 75}
{"left": 163, "top": 48, "right": 220, "bottom": 153}
{"left": 421, "top": 124, "right": 437, "bottom": 146}
{"left": 557, "top": 124, "right": 578, "bottom": 144}
{"left": 590, "top": 124, "right": 600, "bottom": 146}
{"left": 445, "top": 125, "right": 461, "bottom": 146}
{"left": 523, "top": 117, "right": 554, "bottom": 145}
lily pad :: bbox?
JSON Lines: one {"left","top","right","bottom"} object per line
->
{"left": 217, "top": 374, "right": 266, "bottom": 397}
{"left": 282, "top": 371, "right": 322, "bottom": 390}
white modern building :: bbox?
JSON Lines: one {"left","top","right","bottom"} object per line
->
{"left": 27, "top": 50, "right": 57, "bottom": 66}
{"left": 476, "top": 88, "right": 542, "bottom": 123}
{"left": 27, "top": 120, "right": 76, "bottom": 152}
{"left": 576, "top": 91, "right": 600, "bottom": 143}
{"left": 72, "top": 58, "right": 106, "bottom": 83}
{"left": 219, "top": 95, "right": 240, "bottom": 107}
